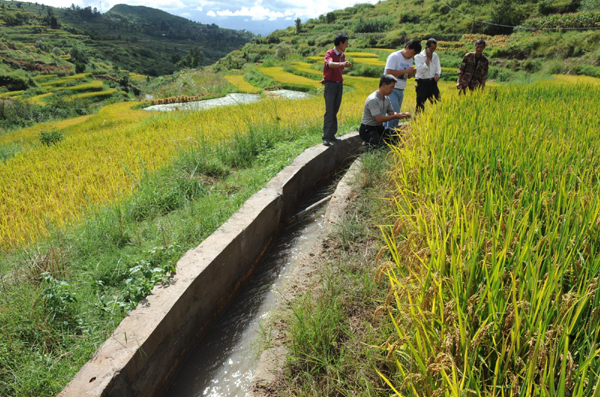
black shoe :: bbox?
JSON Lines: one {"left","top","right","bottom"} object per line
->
{"left": 330, "top": 136, "right": 339, "bottom": 142}
{"left": 323, "top": 139, "right": 332, "bottom": 146}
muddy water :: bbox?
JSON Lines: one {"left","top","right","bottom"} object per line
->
{"left": 145, "top": 90, "right": 312, "bottom": 112}
{"left": 165, "top": 184, "right": 333, "bottom": 397}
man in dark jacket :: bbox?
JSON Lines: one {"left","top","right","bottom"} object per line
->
{"left": 457, "top": 39, "right": 489, "bottom": 93}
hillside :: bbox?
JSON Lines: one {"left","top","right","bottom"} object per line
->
{"left": 215, "top": 0, "right": 600, "bottom": 80}
{"left": 0, "top": 1, "right": 254, "bottom": 76}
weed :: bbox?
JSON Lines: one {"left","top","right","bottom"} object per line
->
{"left": 39, "top": 130, "right": 63, "bottom": 146}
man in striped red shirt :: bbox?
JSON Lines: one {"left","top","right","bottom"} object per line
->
{"left": 322, "top": 33, "right": 352, "bottom": 146}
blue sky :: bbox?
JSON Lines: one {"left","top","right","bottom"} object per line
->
{"left": 36, "top": 0, "right": 379, "bottom": 35}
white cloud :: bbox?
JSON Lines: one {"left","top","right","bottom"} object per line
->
{"left": 34, "top": 0, "right": 381, "bottom": 33}
{"left": 213, "top": 6, "right": 293, "bottom": 21}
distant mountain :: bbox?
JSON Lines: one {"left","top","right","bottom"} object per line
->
{"left": 0, "top": 1, "right": 254, "bottom": 77}
{"left": 56, "top": 4, "right": 254, "bottom": 75}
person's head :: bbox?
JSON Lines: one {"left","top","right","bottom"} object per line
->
{"left": 402, "top": 39, "right": 422, "bottom": 59}
{"left": 378, "top": 74, "right": 397, "bottom": 96}
{"left": 334, "top": 33, "right": 349, "bottom": 51}
{"left": 426, "top": 38, "right": 437, "bottom": 53}
{"left": 475, "top": 39, "right": 486, "bottom": 56}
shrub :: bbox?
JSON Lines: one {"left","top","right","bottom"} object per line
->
{"left": 35, "top": 40, "right": 48, "bottom": 52}
{"left": 40, "top": 130, "right": 64, "bottom": 146}
{"left": 354, "top": 17, "right": 391, "bottom": 33}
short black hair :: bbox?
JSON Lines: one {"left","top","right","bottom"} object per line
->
{"left": 476, "top": 39, "right": 486, "bottom": 47}
{"left": 426, "top": 38, "right": 437, "bottom": 48}
{"left": 334, "top": 33, "right": 349, "bottom": 46}
{"left": 379, "top": 74, "right": 397, "bottom": 87}
{"left": 405, "top": 39, "right": 422, "bottom": 53}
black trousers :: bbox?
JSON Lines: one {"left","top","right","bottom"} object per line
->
{"left": 323, "top": 81, "right": 343, "bottom": 140}
{"left": 359, "top": 124, "right": 396, "bottom": 146}
{"left": 416, "top": 78, "right": 441, "bottom": 113}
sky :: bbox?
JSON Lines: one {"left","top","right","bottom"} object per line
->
{"left": 32, "top": 0, "right": 380, "bottom": 35}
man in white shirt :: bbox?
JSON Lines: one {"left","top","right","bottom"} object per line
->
{"left": 383, "top": 39, "right": 422, "bottom": 129}
{"left": 414, "top": 38, "right": 442, "bottom": 113}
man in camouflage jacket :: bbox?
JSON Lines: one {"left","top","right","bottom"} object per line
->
{"left": 457, "top": 39, "right": 489, "bottom": 92}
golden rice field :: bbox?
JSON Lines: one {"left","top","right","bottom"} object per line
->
{"left": 224, "top": 74, "right": 262, "bottom": 93}
{"left": 380, "top": 78, "right": 600, "bottom": 395}
{"left": 1, "top": 73, "right": 401, "bottom": 251}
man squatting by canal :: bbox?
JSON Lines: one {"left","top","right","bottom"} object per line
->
{"left": 359, "top": 74, "right": 411, "bottom": 146}
{"left": 414, "top": 38, "right": 441, "bottom": 113}
{"left": 457, "top": 39, "right": 489, "bottom": 93}
{"left": 382, "top": 39, "right": 422, "bottom": 129}
{"left": 322, "top": 33, "right": 352, "bottom": 147}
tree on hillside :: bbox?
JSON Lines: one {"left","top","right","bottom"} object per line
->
{"left": 295, "top": 18, "right": 302, "bottom": 34}
{"left": 487, "top": 0, "right": 520, "bottom": 34}
{"left": 580, "top": 0, "right": 600, "bottom": 10}
{"left": 177, "top": 46, "right": 205, "bottom": 69}
{"left": 69, "top": 45, "right": 89, "bottom": 73}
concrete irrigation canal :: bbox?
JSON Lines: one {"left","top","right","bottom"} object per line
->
{"left": 59, "top": 133, "right": 363, "bottom": 397}
{"left": 165, "top": 181, "right": 334, "bottom": 397}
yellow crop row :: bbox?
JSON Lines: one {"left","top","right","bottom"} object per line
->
{"left": 317, "top": 51, "right": 378, "bottom": 58}
{"left": 33, "top": 74, "right": 58, "bottom": 81}
{"left": 290, "top": 62, "right": 322, "bottom": 76}
{"left": 53, "top": 80, "right": 104, "bottom": 92}
{"left": 550, "top": 74, "right": 600, "bottom": 85}
{"left": 364, "top": 48, "right": 395, "bottom": 52}
{"left": 25, "top": 92, "right": 53, "bottom": 105}
{"left": 41, "top": 73, "right": 92, "bottom": 87}
{"left": 258, "top": 67, "right": 322, "bottom": 88}
{"left": 352, "top": 57, "right": 385, "bottom": 67}
{"left": 69, "top": 88, "right": 121, "bottom": 100}
{"left": 0, "top": 90, "right": 24, "bottom": 98}
{"left": 224, "top": 75, "right": 262, "bottom": 93}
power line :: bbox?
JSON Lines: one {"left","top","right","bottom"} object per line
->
{"left": 438, "top": 0, "right": 600, "bottom": 31}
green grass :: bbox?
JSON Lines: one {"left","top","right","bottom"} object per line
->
{"left": 0, "top": 142, "right": 23, "bottom": 163}
{"left": 0, "top": 115, "right": 358, "bottom": 397}
{"left": 281, "top": 149, "right": 400, "bottom": 395}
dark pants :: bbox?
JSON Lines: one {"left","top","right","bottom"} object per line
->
{"left": 323, "top": 81, "right": 343, "bottom": 140}
{"left": 359, "top": 124, "right": 396, "bottom": 147}
{"left": 416, "top": 78, "right": 441, "bottom": 113}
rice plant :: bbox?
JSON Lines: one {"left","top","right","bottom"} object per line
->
{"left": 378, "top": 81, "right": 600, "bottom": 395}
